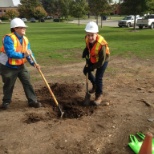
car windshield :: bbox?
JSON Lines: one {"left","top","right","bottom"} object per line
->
{"left": 123, "top": 16, "right": 132, "bottom": 20}
{"left": 144, "top": 15, "right": 154, "bottom": 19}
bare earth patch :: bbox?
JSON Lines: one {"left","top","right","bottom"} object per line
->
{"left": 0, "top": 56, "right": 154, "bottom": 154}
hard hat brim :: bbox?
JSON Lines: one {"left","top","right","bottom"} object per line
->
{"left": 85, "top": 29, "right": 98, "bottom": 33}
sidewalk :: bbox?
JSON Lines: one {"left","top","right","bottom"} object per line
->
{"left": 68, "top": 19, "right": 118, "bottom": 27}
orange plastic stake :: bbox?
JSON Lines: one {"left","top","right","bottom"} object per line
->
{"left": 139, "top": 132, "right": 153, "bottom": 154}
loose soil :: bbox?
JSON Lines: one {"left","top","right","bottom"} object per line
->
{"left": 0, "top": 56, "right": 154, "bottom": 154}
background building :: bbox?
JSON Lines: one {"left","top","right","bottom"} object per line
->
{"left": 0, "top": 0, "right": 21, "bottom": 17}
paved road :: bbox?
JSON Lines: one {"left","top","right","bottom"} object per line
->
{"left": 68, "top": 19, "right": 119, "bottom": 27}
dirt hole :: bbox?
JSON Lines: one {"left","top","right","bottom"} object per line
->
{"left": 35, "top": 83, "right": 97, "bottom": 119}
{"left": 57, "top": 101, "right": 97, "bottom": 119}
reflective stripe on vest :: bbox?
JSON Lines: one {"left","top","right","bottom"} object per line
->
{"left": 85, "top": 34, "right": 110, "bottom": 63}
{"left": 1, "top": 33, "right": 28, "bottom": 65}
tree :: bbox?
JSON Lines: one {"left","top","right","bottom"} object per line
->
{"left": 146, "top": 0, "right": 154, "bottom": 13}
{"left": 42, "top": 0, "right": 63, "bottom": 20}
{"left": 88, "top": 0, "right": 112, "bottom": 25}
{"left": 70, "top": 0, "right": 89, "bottom": 25}
{"left": 34, "top": 6, "right": 47, "bottom": 21}
{"left": 18, "top": 0, "right": 42, "bottom": 19}
{"left": 120, "top": 0, "right": 147, "bottom": 30}
{"left": 41, "top": 0, "right": 54, "bottom": 16}
{"left": 59, "top": 0, "right": 72, "bottom": 20}
{"left": 5, "top": 9, "right": 19, "bottom": 19}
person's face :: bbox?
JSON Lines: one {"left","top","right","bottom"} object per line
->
{"left": 86, "top": 33, "right": 97, "bottom": 43}
{"left": 14, "top": 27, "right": 26, "bottom": 36}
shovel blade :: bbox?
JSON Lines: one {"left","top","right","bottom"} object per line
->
{"left": 84, "top": 92, "right": 91, "bottom": 106}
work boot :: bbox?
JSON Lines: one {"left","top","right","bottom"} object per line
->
{"left": 93, "top": 94, "right": 102, "bottom": 106}
{"left": 1, "top": 103, "right": 10, "bottom": 110}
{"left": 29, "top": 102, "right": 42, "bottom": 108}
{"left": 89, "top": 84, "right": 96, "bottom": 94}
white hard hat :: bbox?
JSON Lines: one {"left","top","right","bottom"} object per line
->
{"left": 85, "top": 21, "right": 98, "bottom": 33}
{"left": 10, "top": 18, "right": 28, "bottom": 28}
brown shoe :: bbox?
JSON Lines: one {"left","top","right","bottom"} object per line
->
{"left": 94, "top": 94, "right": 102, "bottom": 105}
{"left": 89, "top": 84, "right": 96, "bottom": 94}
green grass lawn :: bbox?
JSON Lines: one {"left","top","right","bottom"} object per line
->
{"left": 0, "top": 22, "right": 154, "bottom": 65}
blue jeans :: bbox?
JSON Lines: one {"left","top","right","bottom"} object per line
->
{"left": 83, "top": 61, "right": 108, "bottom": 95}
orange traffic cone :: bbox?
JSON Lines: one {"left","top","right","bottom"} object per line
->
{"left": 138, "top": 132, "right": 153, "bottom": 154}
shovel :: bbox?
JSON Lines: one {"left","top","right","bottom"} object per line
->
{"left": 29, "top": 53, "right": 64, "bottom": 118}
{"left": 84, "top": 64, "right": 91, "bottom": 105}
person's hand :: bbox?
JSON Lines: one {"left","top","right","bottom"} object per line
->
{"left": 85, "top": 66, "right": 94, "bottom": 72}
{"left": 34, "top": 63, "right": 40, "bottom": 69}
{"left": 82, "top": 48, "right": 89, "bottom": 59}
{"left": 24, "top": 50, "right": 31, "bottom": 57}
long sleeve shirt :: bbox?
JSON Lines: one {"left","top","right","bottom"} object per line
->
{"left": 0, "top": 32, "right": 34, "bottom": 69}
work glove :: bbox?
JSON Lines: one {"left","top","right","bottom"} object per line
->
{"left": 82, "top": 48, "right": 89, "bottom": 59}
{"left": 85, "top": 65, "right": 94, "bottom": 72}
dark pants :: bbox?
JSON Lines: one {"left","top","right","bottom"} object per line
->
{"left": 1, "top": 64, "right": 37, "bottom": 104}
{"left": 0, "top": 63, "right": 2, "bottom": 75}
{"left": 83, "top": 61, "right": 108, "bottom": 95}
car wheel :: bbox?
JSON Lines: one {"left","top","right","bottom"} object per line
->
{"left": 139, "top": 26, "right": 143, "bottom": 29}
{"left": 127, "top": 23, "right": 131, "bottom": 28}
{"left": 150, "top": 23, "right": 154, "bottom": 29}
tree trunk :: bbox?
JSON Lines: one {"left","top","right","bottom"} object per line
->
{"left": 133, "top": 15, "right": 137, "bottom": 30}
{"left": 78, "top": 18, "right": 80, "bottom": 26}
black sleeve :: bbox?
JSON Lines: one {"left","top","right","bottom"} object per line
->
{"left": 82, "top": 47, "right": 89, "bottom": 59}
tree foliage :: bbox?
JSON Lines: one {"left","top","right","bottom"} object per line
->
{"left": 5, "top": 9, "right": 19, "bottom": 19}
{"left": 17, "top": 0, "right": 154, "bottom": 21}
{"left": 88, "top": 0, "right": 112, "bottom": 24}
{"left": 70, "top": 0, "right": 88, "bottom": 18}
{"left": 59, "top": 0, "right": 72, "bottom": 19}
{"left": 146, "top": 0, "right": 154, "bottom": 13}
{"left": 41, "top": 0, "right": 53, "bottom": 15}
{"left": 41, "top": 0, "right": 74, "bottom": 19}
{"left": 42, "top": 0, "right": 65, "bottom": 19}
{"left": 69, "top": 0, "right": 89, "bottom": 25}
{"left": 18, "top": 0, "right": 42, "bottom": 18}
{"left": 34, "top": 6, "right": 47, "bottom": 20}
{"left": 120, "top": 0, "right": 147, "bottom": 15}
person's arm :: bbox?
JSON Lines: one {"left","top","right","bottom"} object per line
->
{"left": 26, "top": 43, "right": 33, "bottom": 65}
{"left": 26, "top": 43, "right": 40, "bottom": 68}
{"left": 4, "top": 36, "right": 25, "bottom": 59}
{"left": 82, "top": 47, "right": 89, "bottom": 59}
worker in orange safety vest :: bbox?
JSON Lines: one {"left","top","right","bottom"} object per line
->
{"left": 0, "top": 18, "right": 42, "bottom": 109}
{"left": 82, "top": 21, "right": 110, "bottom": 105}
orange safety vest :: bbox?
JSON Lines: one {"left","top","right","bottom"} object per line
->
{"left": 0, "top": 33, "right": 28, "bottom": 65}
{"left": 85, "top": 34, "right": 110, "bottom": 63}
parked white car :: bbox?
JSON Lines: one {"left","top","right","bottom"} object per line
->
{"left": 118, "top": 15, "right": 140, "bottom": 28}
{"left": 21, "top": 18, "right": 27, "bottom": 23}
{"left": 137, "top": 14, "right": 154, "bottom": 29}
{"left": 0, "top": 19, "right": 2, "bottom": 23}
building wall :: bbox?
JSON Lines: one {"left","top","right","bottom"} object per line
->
{"left": 0, "top": 0, "right": 19, "bottom": 17}
{"left": 0, "top": 7, "right": 18, "bottom": 17}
